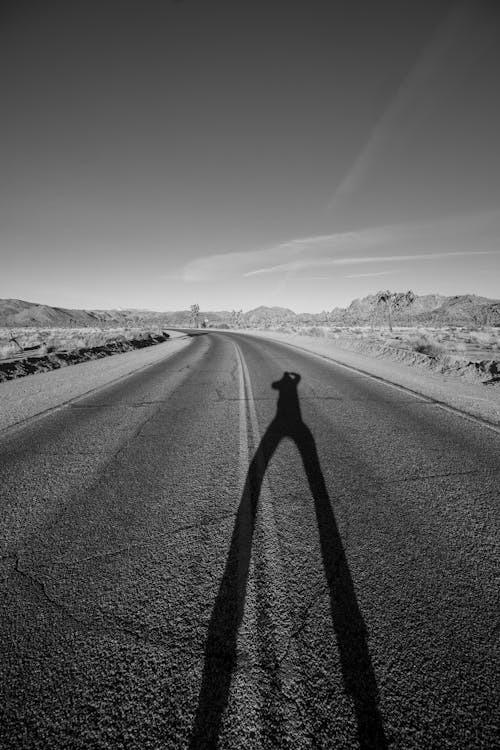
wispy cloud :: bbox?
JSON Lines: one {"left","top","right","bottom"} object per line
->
{"left": 180, "top": 211, "right": 500, "bottom": 283}
{"left": 344, "top": 270, "right": 401, "bottom": 279}
{"left": 244, "top": 249, "right": 498, "bottom": 277}
{"left": 183, "top": 226, "right": 392, "bottom": 282}
{"left": 327, "top": 1, "right": 487, "bottom": 210}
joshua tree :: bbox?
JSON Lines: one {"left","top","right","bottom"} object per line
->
{"left": 230, "top": 309, "right": 243, "bottom": 328}
{"left": 8, "top": 330, "right": 24, "bottom": 352}
{"left": 374, "top": 290, "right": 415, "bottom": 332}
{"left": 190, "top": 303, "right": 200, "bottom": 328}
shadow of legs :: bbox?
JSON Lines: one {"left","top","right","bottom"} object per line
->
{"left": 190, "top": 372, "right": 386, "bottom": 748}
{"left": 297, "top": 424, "right": 387, "bottom": 749}
{"left": 189, "top": 429, "right": 279, "bottom": 749}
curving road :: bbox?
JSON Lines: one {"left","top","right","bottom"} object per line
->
{"left": 1, "top": 331, "right": 498, "bottom": 749}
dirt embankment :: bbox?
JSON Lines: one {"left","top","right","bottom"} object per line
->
{"left": 326, "top": 336, "right": 500, "bottom": 383}
{"left": 0, "top": 333, "right": 171, "bottom": 382}
{"left": 254, "top": 326, "right": 500, "bottom": 385}
{"left": 240, "top": 328, "right": 500, "bottom": 426}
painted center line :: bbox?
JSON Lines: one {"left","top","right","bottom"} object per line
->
{"left": 232, "top": 341, "right": 301, "bottom": 742}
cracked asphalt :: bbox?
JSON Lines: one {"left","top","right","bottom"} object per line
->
{"left": 1, "top": 331, "right": 499, "bottom": 749}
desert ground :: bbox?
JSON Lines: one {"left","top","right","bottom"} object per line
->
{"left": 0, "top": 326, "right": 169, "bottom": 359}
{"left": 0, "top": 327, "right": 174, "bottom": 382}
{"left": 268, "top": 323, "right": 500, "bottom": 366}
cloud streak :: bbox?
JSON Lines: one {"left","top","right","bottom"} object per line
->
{"left": 344, "top": 270, "right": 401, "bottom": 279}
{"left": 244, "top": 250, "right": 498, "bottom": 277}
{"left": 327, "top": 1, "right": 487, "bottom": 211}
{"left": 181, "top": 211, "right": 500, "bottom": 283}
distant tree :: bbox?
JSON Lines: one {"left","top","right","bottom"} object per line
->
{"left": 8, "top": 330, "right": 23, "bottom": 352}
{"left": 190, "top": 303, "right": 200, "bottom": 328}
{"left": 374, "top": 290, "right": 415, "bottom": 332}
{"left": 231, "top": 309, "right": 243, "bottom": 328}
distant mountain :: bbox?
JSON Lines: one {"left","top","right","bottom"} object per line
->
{"left": 243, "top": 306, "right": 296, "bottom": 327}
{"left": 1, "top": 294, "right": 499, "bottom": 329}
{"left": 0, "top": 300, "right": 227, "bottom": 328}
{"left": 416, "top": 295, "right": 500, "bottom": 326}
{"left": 0, "top": 299, "right": 108, "bottom": 327}
{"left": 339, "top": 293, "right": 448, "bottom": 325}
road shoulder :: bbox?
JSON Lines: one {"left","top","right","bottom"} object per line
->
{"left": 0, "top": 334, "right": 190, "bottom": 431}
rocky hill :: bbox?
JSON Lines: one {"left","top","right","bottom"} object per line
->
{"left": 243, "top": 306, "right": 296, "bottom": 327}
{"left": 0, "top": 299, "right": 109, "bottom": 327}
{"left": 335, "top": 293, "right": 446, "bottom": 325}
{"left": 326, "top": 293, "right": 500, "bottom": 327}
{"left": 1, "top": 293, "right": 499, "bottom": 329}
{"left": 417, "top": 295, "right": 500, "bottom": 326}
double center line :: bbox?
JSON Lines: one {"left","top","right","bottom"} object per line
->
{"left": 232, "top": 341, "right": 300, "bottom": 740}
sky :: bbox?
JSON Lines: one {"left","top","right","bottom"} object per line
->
{"left": 1, "top": 0, "right": 499, "bottom": 313}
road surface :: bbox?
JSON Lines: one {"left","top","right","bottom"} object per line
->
{"left": 1, "top": 331, "right": 498, "bottom": 749}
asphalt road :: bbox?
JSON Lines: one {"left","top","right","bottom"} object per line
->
{"left": 1, "top": 331, "right": 498, "bottom": 749}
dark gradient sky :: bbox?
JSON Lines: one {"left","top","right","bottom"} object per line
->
{"left": 1, "top": 0, "right": 499, "bottom": 311}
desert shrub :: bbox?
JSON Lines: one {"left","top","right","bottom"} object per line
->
{"left": 304, "top": 326, "right": 328, "bottom": 337}
{"left": 410, "top": 334, "right": 445, "bottom": 358}
{"left": 385, "top": 338, "right": 406, "bottom": 349}
{"left": 0, "top": 342, "right": 19, "bottom": 359}
{"left": 468, "top": 331, "right": 495, "bottom": 346}
{"left": 38, "top": 342, "right": 58, "bottom": 355}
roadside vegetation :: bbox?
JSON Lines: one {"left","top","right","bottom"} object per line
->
{"left": 0, "top": 327, "right": 169, "bottom": 360}
{"left": 0, "top": 327, "right": 172, "bottom": 382}
{"left": 253, "top": 324, "right": 500, "bottom": 383}
{"left": 264, "top": 324, "right": 499, "bottom": 357}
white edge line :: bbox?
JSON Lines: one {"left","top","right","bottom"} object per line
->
{"left": 234, "top": 342, "right": 249, "bottom": 486}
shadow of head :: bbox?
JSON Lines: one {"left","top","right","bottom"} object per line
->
{"left": 272, "top": 371, "right": 303, "bottom": 423}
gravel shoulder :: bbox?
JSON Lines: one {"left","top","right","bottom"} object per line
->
{"left": 0, "top": 332, "right": 190, "bottom": 431}
{"left": 238, "top": 329, "right": 500, "bottom": 428}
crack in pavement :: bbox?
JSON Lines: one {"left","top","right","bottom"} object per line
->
{"left": 48, "top": 511, "right": 239, "bottom": 568}
{"left": 8, "top": 554, "right": 204, "bottom": 658}
{"left": 71, "top": 401, "right": 173, "bottom": 408}
{"left": 253, "top": 556, "right": 345, "bottom": 675}
{"left": 382, "top": 467, "right": 497, "bottom": 485}
{"left": 275, "top": 581, "right": 333, "bottom": 668}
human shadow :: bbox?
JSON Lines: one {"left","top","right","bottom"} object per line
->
{"left": 190, "top": 372, "right": 387, "bottom": 749}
